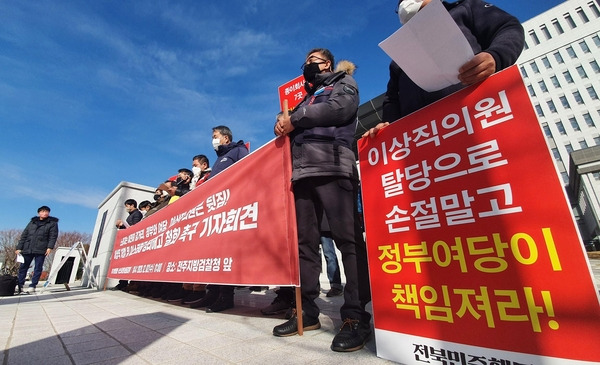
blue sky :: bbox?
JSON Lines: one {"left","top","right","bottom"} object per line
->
{"left": 0, "top": 0, "right": 565, "bottom": 234}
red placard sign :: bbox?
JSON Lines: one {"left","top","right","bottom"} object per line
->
{"left": 108, "top": 137, "right": 299, "bottom": 286}
{"left": 278, "top": 75, "right": 306, "bottom": 113}
{"left": 358, "top": 66, "right": 600, "bottom": 364}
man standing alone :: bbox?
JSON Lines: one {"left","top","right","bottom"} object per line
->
{"left": 15, "top": 205, "right": 59, "bottom": 294}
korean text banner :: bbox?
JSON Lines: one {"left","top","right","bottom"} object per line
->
{"left": 108, "top": 137, "right": 299, "bottom": 286}
{"left": 358, "top": 66, "right": 600, "bottom": 364}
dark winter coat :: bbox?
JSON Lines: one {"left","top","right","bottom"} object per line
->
{"left": 210, "top": 141, "right": 249, "bottom": 177}
{"left": 289, "top": 68, "right": 359, "bottom": 182}
{"left": 382, "top": 0, "right": 525, "bottom": 122}
{"left": 126, "top": 209, "right": 143, "bottom": 227}
{"left": 17, "top": 216, "right": 59, "bottom": 255}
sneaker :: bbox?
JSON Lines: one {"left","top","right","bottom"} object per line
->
{"left": 330, "top": 318, "right": 372, "bottom": 352}
{"left": 261, "top": 296, "right": 292, "bottom": 315}
{"left": 189, "top": 290, "right": 218, "bottom": 309}
{"left": 326, "top": 287, "right": 344, "bottom": 297}
{"left": 206, "top": 296, "right": 234, "bottom": 313}
{"left": 273, "top": 311, "right": 321, "bottom": 337}
{"left": 24, "top": 287, "right": 36, "bottom": 294}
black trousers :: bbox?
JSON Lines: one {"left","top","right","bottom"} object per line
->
{"left": 293, "top": 176, "right": 371, "bottom": 322}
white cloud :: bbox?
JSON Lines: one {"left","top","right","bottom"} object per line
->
{"left": 0, "top": 162, "right": 107, "bottom": 209}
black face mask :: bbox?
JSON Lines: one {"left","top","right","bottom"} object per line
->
{"left": 302, "top": 62, "right": 324, "bottom": 83}
{"left": 153, "top": 194, "right": 162, "bottom": 201}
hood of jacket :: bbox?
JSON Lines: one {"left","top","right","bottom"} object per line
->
{"left": 30, "top": 216, "right": 59, "bottom": 224}
{"left": 304, "top": 60, "right": 357, "bottom": 94}
{"left": 216, "top": 140, "right": 247, "bottom": 157}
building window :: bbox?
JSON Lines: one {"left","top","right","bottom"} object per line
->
{"left": 587, "top": 85, "right": 599, "bottom": 100}
{"left": 577, "top": 7, "right": 590, "bottom": 23}
{"left": 535, "top": 103, "right": 544, "bottom": 117}
{"left": 554, "top": 51, "right": 564, "bottom": 64}
{"left": 594, "top": 35, "right": 600, "bottom": 47}
{"left": 527, "top": 84, "right": 536, "bottom": 97}
{"left": 580, "top": 40, "right": 591, "bottom": 53}
{"left": 540, "top": 25, "right": 552, "bottom": 40}
{"left": 563, "top": 70, "right": 574, "bottom": 83}
{"left": 556, "top": 121, "right": 566, "bottom": 134}
{"left": 551, "top": 147, "right": 561, "bottom": 160}
{"left": 529, "top": 30, "right": 540, "bottom": 45}
{"left": 574, "top": 90, "right": 584, "bottom": 104}
{"left": 539, "top": 80, "right": 548, "bottom": 92}
{"left": 593, "top": 172, "right": 600, "bottom": 181}
{"left": 552, "top": 19, "right": 565, "bottom": 34}
{"left": 590, "top": 1, "right": 600, "bottom": 17}
{"left": 542, "top": 123, "right": 552, "bottom": 137}
{"left": 559, "top": 95, "right": 571, "bottom": 109}
{"left": 591, "top": 60, "right": 600, "bottom": 73}
{"left": 550, "top": 75, "right": 561, "bottom": 88}
{"left": 583, "top": 112, "right": 595, "bottom": 127}
{"left": 524, "top": 41, "right": 529, "bottom": 50}
{"left": 565, "top": 143, "right": 574, "bottom": 154}
{"left": 577, "top": 65, "right": 588, "bottom": 79}
{"left": 594, "top": 135, "right": 600, "bottom": 145}
{"left": 93, "top": 211, "right": 108, "bottom": 258}
{"left": 541, "top": 56, "right": 551, "bottom": 69}
{"left": 580, "top": 139, "right": 589, "bottom": 149}
{"left": 520, "top": 66, "right": 528, "bottom": 78}
{"left": 564, "top": 13, "right": 577, "bottom": 28}
{"left": 530, "top": 61, "right": 540, "bottom": 74}
{"left": 566, "top": 45, "right": 577, "bottom": 58}
{"left": 548, "top": 100, "right": 557, "bottom": 113}
{"left": 570, "top": 117, "right": 581, "bottom": 131}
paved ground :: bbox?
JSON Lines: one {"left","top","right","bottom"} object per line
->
{"left": 0, "top": 274, "right": 392, "bottom": 365}
{"left": 2, "top": 259, "right": 599, "bottom": 365}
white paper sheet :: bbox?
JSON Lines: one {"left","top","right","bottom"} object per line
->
{"left": 378, "top": 0, "right": 474, "bottom": 92}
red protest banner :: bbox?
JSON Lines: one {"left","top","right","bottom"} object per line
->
{"left": 108, "top": 137, "right": 299, "bottom": 286}
{"left": 358, "top": 66, "right": 600, "bottom": 364}
{"left": 278, "top": 75, "right": 306, "bottom": 113}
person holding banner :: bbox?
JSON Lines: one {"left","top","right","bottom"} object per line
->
{"left": 364, "top": 0, "right": 524, "bottom": 137}
{"left": 191, "top": 125, "right": 249, "bottom": 313}
{"left": 274, "top": 48, "right": 372, "bottom": 352}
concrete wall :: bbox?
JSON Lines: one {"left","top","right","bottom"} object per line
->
{"left": 82, "top": 181, "right": 155, "bottom": 290}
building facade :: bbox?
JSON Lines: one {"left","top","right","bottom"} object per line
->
{"left": 517, "top": 0, "right": 600, "bottom": 242}
{"left": 82, "top": 181, "right": 154, "bottom": 290}
{"left": 356, "top": 0, "right": 600, "bottom": 245}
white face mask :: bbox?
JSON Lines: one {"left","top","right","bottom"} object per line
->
{"left": 192, "top": 166, "right": 202, "bottom": 175}
{"left": 212, "top": 138, "right": 221, "bottom": 151}
{"left": 398, "top": 0, "right": 423, "bottom": 25}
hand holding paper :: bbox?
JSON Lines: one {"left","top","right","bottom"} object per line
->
{"left": 379, "top": 0, "right": 474, "bottom": 92}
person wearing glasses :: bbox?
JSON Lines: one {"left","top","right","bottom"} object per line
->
{"left": 364, "top": 0, "right": 524, "bottom": 137}
{"left": 274, "top": 48, "right": 371, "bottom": 352}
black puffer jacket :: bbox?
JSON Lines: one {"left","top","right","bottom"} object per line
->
{"left": 17, "top": 216, "right": 59, "bottom": 255}
{"left": 289, "top": 63, "right": 359, "bottom": 182}
{"left": 382, "top": 0, "right": 525, "bottom": 122}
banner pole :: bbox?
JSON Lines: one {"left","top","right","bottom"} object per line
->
{"left": 295, "top": 286, "right": 303, "bottom": 335}
{"left": 284, "top": 99, "right": 302, "bottom": 335}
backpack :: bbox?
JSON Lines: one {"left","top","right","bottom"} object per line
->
{"left": 0, "top": 274, "right": 17, "bottom": 296}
